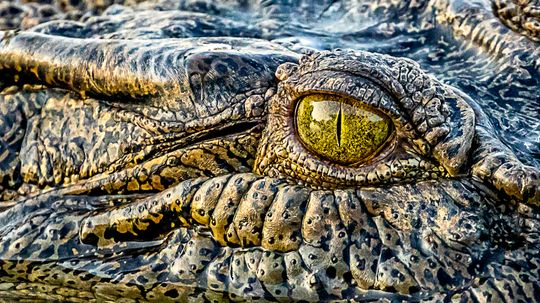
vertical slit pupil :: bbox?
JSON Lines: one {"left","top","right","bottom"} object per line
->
{"left": 336, "top": 104, "right": 342, "bottom": 147}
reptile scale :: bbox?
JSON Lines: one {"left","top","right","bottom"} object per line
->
{"left": 0, "top": 0, "right": 539, "bottom": 302}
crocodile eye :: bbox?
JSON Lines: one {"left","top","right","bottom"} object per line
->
{"left": 296, "top": 94, "right": 393, "bottom": 165}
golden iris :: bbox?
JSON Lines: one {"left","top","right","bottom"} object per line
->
{"left": 295, "top": 94, "right": 393, "bottom": 165}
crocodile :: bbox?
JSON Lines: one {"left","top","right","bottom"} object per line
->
{"left": 0, "top": 0, "right": 539, "bottom": 302}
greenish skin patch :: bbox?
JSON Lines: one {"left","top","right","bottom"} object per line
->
{"left": 0, "top": 1, "right": 539, "bottom": 303}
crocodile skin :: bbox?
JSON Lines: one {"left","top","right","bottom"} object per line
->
{"left": 0, "top": 0, "right": 539, "bottom": 302}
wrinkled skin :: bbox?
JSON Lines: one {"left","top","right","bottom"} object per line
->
{"left": 0, "top": 0, "right": 539, "bottom": 302}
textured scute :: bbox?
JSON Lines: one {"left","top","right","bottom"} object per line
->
{"left": 0, "top": 0, "right": 148, "bottom": 31}
{"left": 0, "top": 174, "right": 534, "bottom": 301}
{"left": 494, "top": 0, "right": 540, "bottom": 41}
{"left": 0, "top": 35, "right": 297, "bottom": 195}
{"left": 0, "top": 0, "right": 539, "bottom": 302}
{"left": 0, "top": 86, "right": 46, "bottom": 200}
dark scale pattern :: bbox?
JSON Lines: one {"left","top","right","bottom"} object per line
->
{"left": 494, "top": 0, "right": 540, "bottom": 41}
{"left": 0, "top": 0, "right": 539, "bottom": 302}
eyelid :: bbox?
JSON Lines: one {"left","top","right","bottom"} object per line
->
{"left": 295, "top": 53, "right": 410, "bottom": 100}
{"left": 284, "top": 70, "right": 405, "bottom": 122}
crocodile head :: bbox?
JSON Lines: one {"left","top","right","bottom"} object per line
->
{"left": 0, "top": 1, "right": 539, "bottom": 302}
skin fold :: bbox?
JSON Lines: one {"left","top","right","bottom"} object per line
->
{"left": 0, "top": 0, "right": 539, "bottom": 302}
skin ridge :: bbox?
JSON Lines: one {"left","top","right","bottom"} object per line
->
{"left": 0, "top": 0, "right": 539, "bottom": 302}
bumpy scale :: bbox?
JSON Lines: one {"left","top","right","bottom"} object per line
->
{"left": 0, "top": 0, "right": 539, "bottom": 302}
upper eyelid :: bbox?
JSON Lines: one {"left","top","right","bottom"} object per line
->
{"left": 295, "top": 54, "right": 411, "bottom": 98}
{"left": 283, "top": 70, "right": 410, "bottom": 125}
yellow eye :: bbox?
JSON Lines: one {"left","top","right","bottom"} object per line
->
{"left": 295, "top": 94, "right": 393, "bottom": 165}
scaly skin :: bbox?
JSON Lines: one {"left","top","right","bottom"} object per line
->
{"left": 0, "top": 0, "right": 539, "bottom": 302}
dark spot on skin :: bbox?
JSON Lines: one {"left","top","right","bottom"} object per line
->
{"left": 380, "top": 249, "right": 394, "bottom": 264}
{"left": 424, "top": 268, "right": 433, "bottom": 280}
{"left": 6, "top": 6, "right": 22, "bottom": 15}
{"left": 357, "top": 258, "right": 366, "bottom": 270}
{"left": 40, "top": 7, "right": 56, "bottom": 18}
{"left": 38, "top": 246, "right": 55, "bottom": 259}
{"left": 285, "top": 198, "right": 294, "bottom": 208}
{"left": 326, "top": 266, "right": 336, "bottom": 279}
{"left": 214, "top": 63, "right": 228, "bottom": 74}
{"left": 371, "top": 260, "right": 378, "bottom": 273}
{"left": 137, "top": 275, "right": 148, "bottom": 284}
{"left": 58, "top": 222, "right": 74, "bottom": 238}
{"left": 446, "top": 143, "right": 461, "bottom": 159}
{"left": 81, "top": 233, "right": 99, "bottom": 246}
{"left": 437, "top": 268, "right": 453, "bottom": 287}
{"left": 79, "top": 273, "right": 94, "bottom": 281}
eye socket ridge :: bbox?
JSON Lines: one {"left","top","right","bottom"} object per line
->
{"left": 284, "top": 70, "right": 404, "bottom": 122}
{"left": 254, "top": 54, "right": 448, "bottom": 187}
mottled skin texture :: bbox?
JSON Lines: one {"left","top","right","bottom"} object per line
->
{"left": 494, "top": 0, "right": 540, "bottom": 41}
{"left": 0, "top": 0, "right": 539, "bottom": 302}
